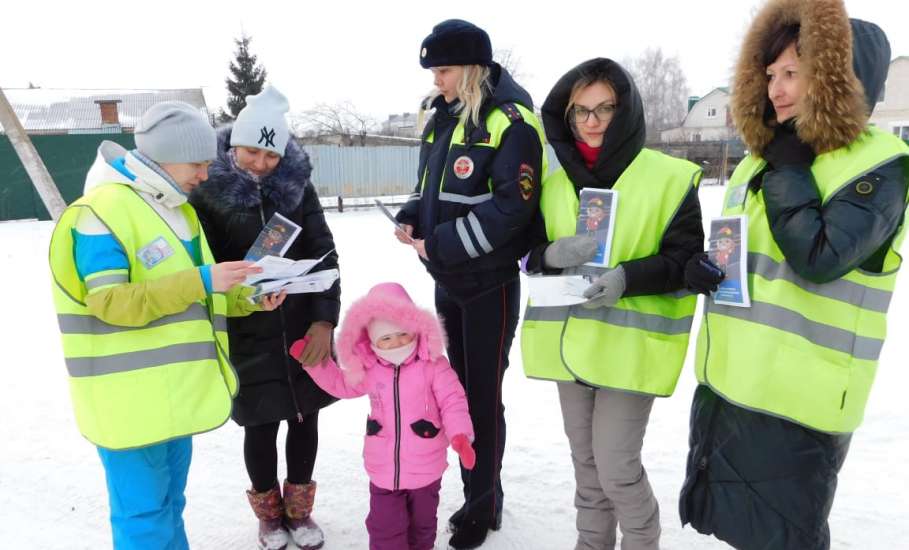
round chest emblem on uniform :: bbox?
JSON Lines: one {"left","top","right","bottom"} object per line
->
{"left": 453, "top": 155, "right": 475, "bottom": 179}
{"left": 855, "top": 180, "right": 874, "bottom": 195}
{"left": 421, "top": 47, "right": 427, "bottom": 58}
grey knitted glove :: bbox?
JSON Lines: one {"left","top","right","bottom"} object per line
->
{"left": 543, "top": 235, "right": 599, "bottom": 269}
{"left": 581, "top": 265, "right": 626, "bottom": 309}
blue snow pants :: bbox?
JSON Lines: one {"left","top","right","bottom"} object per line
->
{"left": 96, "top": 437, "right": 193, "bottom": 550}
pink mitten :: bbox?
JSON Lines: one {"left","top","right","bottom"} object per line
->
{"left": 451, "top": 434, "right": 476, "bottom": 470}
{"left": 289, "top": 335, "right": 311, "bottom": 364}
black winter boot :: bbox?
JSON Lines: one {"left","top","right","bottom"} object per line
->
{"left": 448, "top": 519, "right": 491, "bottom": 549}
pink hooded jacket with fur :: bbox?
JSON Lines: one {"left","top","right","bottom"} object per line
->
{"left": 303, "top": 282, "right": 473, "bottom": 491}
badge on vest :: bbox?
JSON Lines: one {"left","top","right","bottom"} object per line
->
{"left": 453, "top": 155, "right": 475, "bottom": 179}
{"left": 726, "top": 185, "right": 748, "bottom": 210}
{"left": 137, "top": 237, "right": 175, "bottom": 269}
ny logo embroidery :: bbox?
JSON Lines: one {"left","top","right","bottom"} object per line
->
{"left": 258, "top": 126, "right": 276, "bottom": 147}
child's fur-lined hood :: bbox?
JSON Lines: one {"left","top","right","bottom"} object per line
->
{"left": 732, "top": 0, "right": 891, "bottom": 155}
{"left": 336, "top": 283, "right": 447, "bottom": 385}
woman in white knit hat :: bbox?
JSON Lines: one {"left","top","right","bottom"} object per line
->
{"left": 190, "top": 85, "right": 339, "bottom": 550}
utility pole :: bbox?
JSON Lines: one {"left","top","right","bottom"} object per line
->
{"left": 0, "top": 87, "right": 66, "bottom": 220}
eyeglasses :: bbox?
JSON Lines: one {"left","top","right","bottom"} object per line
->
{"left": 572, "top": 103, "right": 617, "bottom": 123}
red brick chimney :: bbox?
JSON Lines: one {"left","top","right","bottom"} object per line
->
{"left": 95, "top": 99, "right": 122, "bottom": 125}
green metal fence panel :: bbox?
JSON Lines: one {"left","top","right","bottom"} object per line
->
{"left": 0, "top": 134, "right": 134, "bottom": 221}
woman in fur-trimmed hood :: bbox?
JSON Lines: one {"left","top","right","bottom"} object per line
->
{"left": 680, "top": 1, "right": 909, "bottom": 549}
{"left": 189, "top": 85, "right": 339, "bottom": 550}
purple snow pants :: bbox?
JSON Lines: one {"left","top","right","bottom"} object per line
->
{"left": 365, "top": 478, "right": 442, "bottom": 550}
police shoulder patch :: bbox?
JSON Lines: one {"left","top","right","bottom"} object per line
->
{"left": 500, "top": 102, "right": 524, "bottom": 123}
{"left": 519, "top": 163, "right": 535, "bottom": 201}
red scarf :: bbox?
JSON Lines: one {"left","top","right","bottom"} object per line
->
{"left": 575, "top": 140, "right": 601, "bottom": 169}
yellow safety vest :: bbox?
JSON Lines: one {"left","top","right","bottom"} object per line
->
{"left": 522, "top": 148, "right": 701, "bottom": 395}
{"left": 49, "top": 183, "right": 237, "bottom": 450}
{"left": 696, "top": 126, "right": 909, "bottom": 433}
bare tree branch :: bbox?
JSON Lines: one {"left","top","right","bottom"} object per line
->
{"left": 624, "top": 48, "right": 690, "bottom": 143}
{"left": 291, "top": 101, "right": 379, "bottom": 146}
{"left": 494, "top": 48, "right": 529, "bottom": 82}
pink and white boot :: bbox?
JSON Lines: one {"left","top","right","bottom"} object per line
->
{"left": 246, "top": 485, "right": 290, "bottom": 550}
{"left": 283, "top": 480, "right": 325, "bottom": 550}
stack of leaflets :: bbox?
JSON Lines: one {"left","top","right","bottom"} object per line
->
{"left": 577, "top": 188, "right": 618, "bottom": 267}
{"left": 242, "top": 213, "right": 338, "bottom": 300}
{"left": 708, "top": 215, "right": 750, "bottom": 307}
{"left": 245, "top": 255, "right": 339, "bottom": 301}
{"left": 525, "top": 188, "right": 619, "bottom": 307}
{"left": 525, "top": 274, "right": 590, "bottom": 307}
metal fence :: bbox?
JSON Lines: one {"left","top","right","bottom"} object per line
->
{"left": 305, "top": 143, "right": 561, "bottom": 199}
{"left": 0, "top": 136, "right": 560, "bottom": 221}
{"left": 305, "top": 145, "right": 421, "bottom": 199}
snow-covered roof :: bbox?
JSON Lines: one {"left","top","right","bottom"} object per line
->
{"left": 0, "top": 88, "right": 210, "bottom": 133}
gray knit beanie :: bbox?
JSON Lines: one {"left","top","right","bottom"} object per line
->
{"left": 230, "top": 85, "right": 290, "bottom": 156}
{"left": 134, "top": 101, "right": 216, "bottom": 164}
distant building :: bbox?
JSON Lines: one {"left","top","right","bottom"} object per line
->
{"left": 0, "top": 88, "right": 212, "bottom": 221}
{"left": 660, "top": 88, "right": 733, "bottom": 143}
{"left": 381, "top": 112, "right": 418, "bottom": 138}
{"left": 0, "top": 88, "right": 211, "bottom": 135}
{"left": 870, "top": 56, "right": 909, "bottom": 140}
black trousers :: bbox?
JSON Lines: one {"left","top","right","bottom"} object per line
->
{"left": 244, "top": 411, "right": 320, "bottom": 492}
{"left": 435, "top": 278, "right": 520, "bottom": 525}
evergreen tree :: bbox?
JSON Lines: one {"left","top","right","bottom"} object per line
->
{"left": 224, "top": 34, "right": 267, "bottom": 119}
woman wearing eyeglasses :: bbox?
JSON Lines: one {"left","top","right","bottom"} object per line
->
{"left": 522, "top": 58, "right": 705, "bottom": 550}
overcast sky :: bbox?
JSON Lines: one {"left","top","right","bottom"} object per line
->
{"left": 3, "top": 0, "right": 907, "bottom": 121}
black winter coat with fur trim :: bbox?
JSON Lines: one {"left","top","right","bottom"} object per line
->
{"left": 190, "top": 127, "right": 339, "bottom": 426}
{"left": 681, "top": 3, "right": 908, "bottom": 550}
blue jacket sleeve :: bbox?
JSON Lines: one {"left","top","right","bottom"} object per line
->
{"left": 425, "top": 121, "right": 543, "bottom": 268}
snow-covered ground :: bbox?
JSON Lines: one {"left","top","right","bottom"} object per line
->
{"left": 1, "top": 185, "right": 907, "bottom": 549}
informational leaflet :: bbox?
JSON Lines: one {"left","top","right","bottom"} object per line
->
{"left": 375, "top": 199, "right": 414, "bottom": 243}
{"left": 577, "top": 188, "right": 618, "bottom": 267}
{"left": 708, "top": 215, "right": 751, "bottom": 308}
{"left": 244, "top": 212, "right": 302, "bottom": 262}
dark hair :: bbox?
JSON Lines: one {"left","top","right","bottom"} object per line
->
{"left": 763, "top": 24, "right": 801, "bottom": 67}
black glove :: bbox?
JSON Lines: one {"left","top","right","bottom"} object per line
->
{"left": 685, "top": 253, "right": 725, "bottom": 295}
{"left": 762, "top": 119, "right": 815, "bottom": 169}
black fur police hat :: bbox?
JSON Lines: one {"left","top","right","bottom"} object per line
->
{"left": 419, "top": 19, "right": 493, "bottom": 68}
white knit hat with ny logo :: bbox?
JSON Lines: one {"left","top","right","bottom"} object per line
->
{"left": 230, "top": 84, "right": 291, "bottom": 156}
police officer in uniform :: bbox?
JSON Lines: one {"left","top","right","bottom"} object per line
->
{"left": 394, "top": 19, "right": 546, "bottom": 550}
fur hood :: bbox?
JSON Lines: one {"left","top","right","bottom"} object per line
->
{"left": 191, "top": 126, "right": 313, "bottom": 213}
{"left": 336, "top": 283, "right": 447, "bottom": 385}
{"left": 732, "top": 0, "right": 891, "bottom": 154}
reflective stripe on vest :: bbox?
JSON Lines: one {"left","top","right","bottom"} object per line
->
{"left": 521, "top": 148, "right": 701, "bottom": 395}
{"left": 696, "top": 126, "right": 909, "bottom": 433}
{"left": 49, "top": 183, "right": 236, "bottom": 449}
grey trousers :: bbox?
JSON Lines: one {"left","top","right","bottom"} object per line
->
{"left": 558, "top": 382, "right": 660, "bottom": 550}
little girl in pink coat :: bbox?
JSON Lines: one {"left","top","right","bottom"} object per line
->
{"left": 290, "top": 282, "right": 475, "bottom": 550}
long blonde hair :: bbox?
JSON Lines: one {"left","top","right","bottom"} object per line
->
{"left": 419, "top": 65, "right": 492, "bottom": 132}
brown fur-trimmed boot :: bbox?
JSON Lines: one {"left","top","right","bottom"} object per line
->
{"left": 283, "top": 480, "right": 324, "bottom": 550}
{"left": 246, "top": 485, "right": 290, "bottom": 550}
